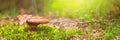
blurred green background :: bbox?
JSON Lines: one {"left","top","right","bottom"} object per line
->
{"left": 0, "top": 0, "right": 120, "bottom": 21}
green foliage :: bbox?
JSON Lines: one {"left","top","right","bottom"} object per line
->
{"left": 103, "top": 20, "right": 120, "bottom": 40}
{"left": 0, "top": 23, "right": 83, "bottom": 40}
{"left": 0, "top": 8, "right": 19, "bottom": 19}
{"left": 44, "top": 0, "right": 115, "bottom": 21}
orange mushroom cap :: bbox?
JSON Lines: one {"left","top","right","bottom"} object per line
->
{"left": 27, "top": 16, "right": 49, "bottom": 24}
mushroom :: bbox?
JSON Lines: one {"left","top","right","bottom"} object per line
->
{"left": 26, "top": 16, "right": 49, "bottom": 31}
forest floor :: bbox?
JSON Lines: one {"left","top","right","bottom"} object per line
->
{"left": 0, "top": 15, "right": 120, "bottom": 40}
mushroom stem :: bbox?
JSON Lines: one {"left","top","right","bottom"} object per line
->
{"left": 27, "top": 22, "right": 39, "bottom": 31}
{"left": 28, "top": 25, "right": 37, "bottom": 31}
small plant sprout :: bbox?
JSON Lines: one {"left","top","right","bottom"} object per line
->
{"left": 17, "top": 14, "right": 32, "bottom": 25}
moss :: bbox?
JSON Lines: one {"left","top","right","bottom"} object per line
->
{"left": 0, "top": 23, "right": 83, "bottom": 40}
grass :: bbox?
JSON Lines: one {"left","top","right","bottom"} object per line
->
{"left": 103, "top": 20, "right": 120, "bottom": 40}
{"left": 0, "top": 8, "right": 19, "bottom": 19}
{"left": 0, "top": 23, "right": 83, "bottom": 40}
